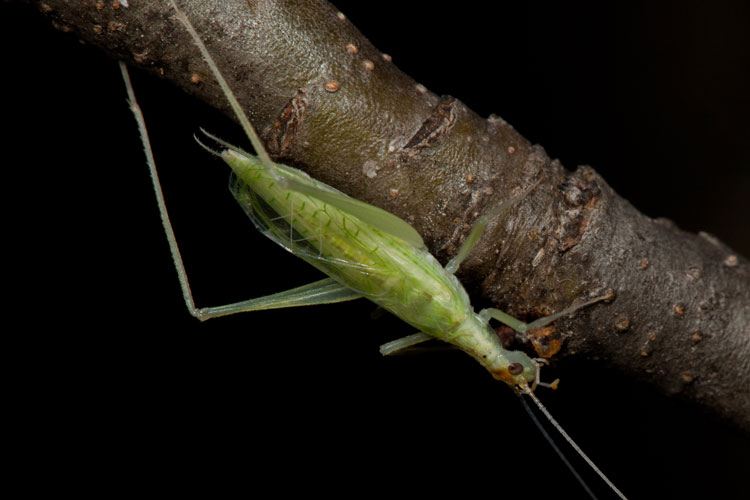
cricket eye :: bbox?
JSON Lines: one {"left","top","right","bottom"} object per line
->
{"left": 508, "top": 362, "right": 524, "bottom": 375}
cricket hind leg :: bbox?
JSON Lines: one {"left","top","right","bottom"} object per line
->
{"left": 119, "top": 62, "right": 361, "bottom": 322}
{"left": 191, "top": 278, "right": 361, "bottom": 321}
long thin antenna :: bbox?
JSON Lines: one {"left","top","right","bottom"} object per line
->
{"left": 515, "top": 391, "right": 598, "bottom": 500}
{"left": 521, "top": 385, "right": 629, "bottom": 500}
{"left": 169, "top": 0, "right": 274, "bottom": 170}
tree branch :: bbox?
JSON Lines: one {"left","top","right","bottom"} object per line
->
{"left": 26, "top": 0, "right": 750, "bottom": 431}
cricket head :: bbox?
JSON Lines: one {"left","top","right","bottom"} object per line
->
{"left": 489, "top": 350, "right": 537, "bottom": 387}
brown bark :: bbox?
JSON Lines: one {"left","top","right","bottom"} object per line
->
{"left": 24, "top": 0, "right": 749, "bottom": 432}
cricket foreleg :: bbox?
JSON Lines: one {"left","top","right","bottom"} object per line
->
{"left": 478, "top": 290, "right": 614, "bottom": 333}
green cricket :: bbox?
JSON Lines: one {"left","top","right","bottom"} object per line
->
{"left": 119, "top": 2, "right": 627, "bottom": 498}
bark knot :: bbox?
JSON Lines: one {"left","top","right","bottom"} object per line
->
{"left": 400, "top": 95, "right": 457, "bottom": 161}
{"left": 265, "top": 89, "right": 308, "bottom": 159}
{"left": 553, "top": 169, "right": 602, "bottom": 252}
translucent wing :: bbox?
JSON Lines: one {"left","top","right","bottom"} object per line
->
{"left": 278, "top": 175, "right": 426, "bottom": 250}
{"left": 229, "top": 172, "right": 395, "bottom": 299}
{"left": 218, "top": 144, "right": 425, "bottom": 250}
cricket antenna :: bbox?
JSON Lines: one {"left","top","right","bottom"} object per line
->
{"left": 519, "top": 383, "right": 629, "bottom": 500}
{"left": 514, "top": 390, "right": 599, "bottom": 500}
{"left": 168, "top": 0, "right": 274, "bottom": 171}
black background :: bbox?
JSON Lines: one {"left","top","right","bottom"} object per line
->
{"left": 4, "top": 1, "right": 749, "bottom": 498}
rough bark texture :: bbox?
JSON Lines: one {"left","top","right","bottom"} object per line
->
{"left": 28, "top": 0, "right": 749, "bottom": 431}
